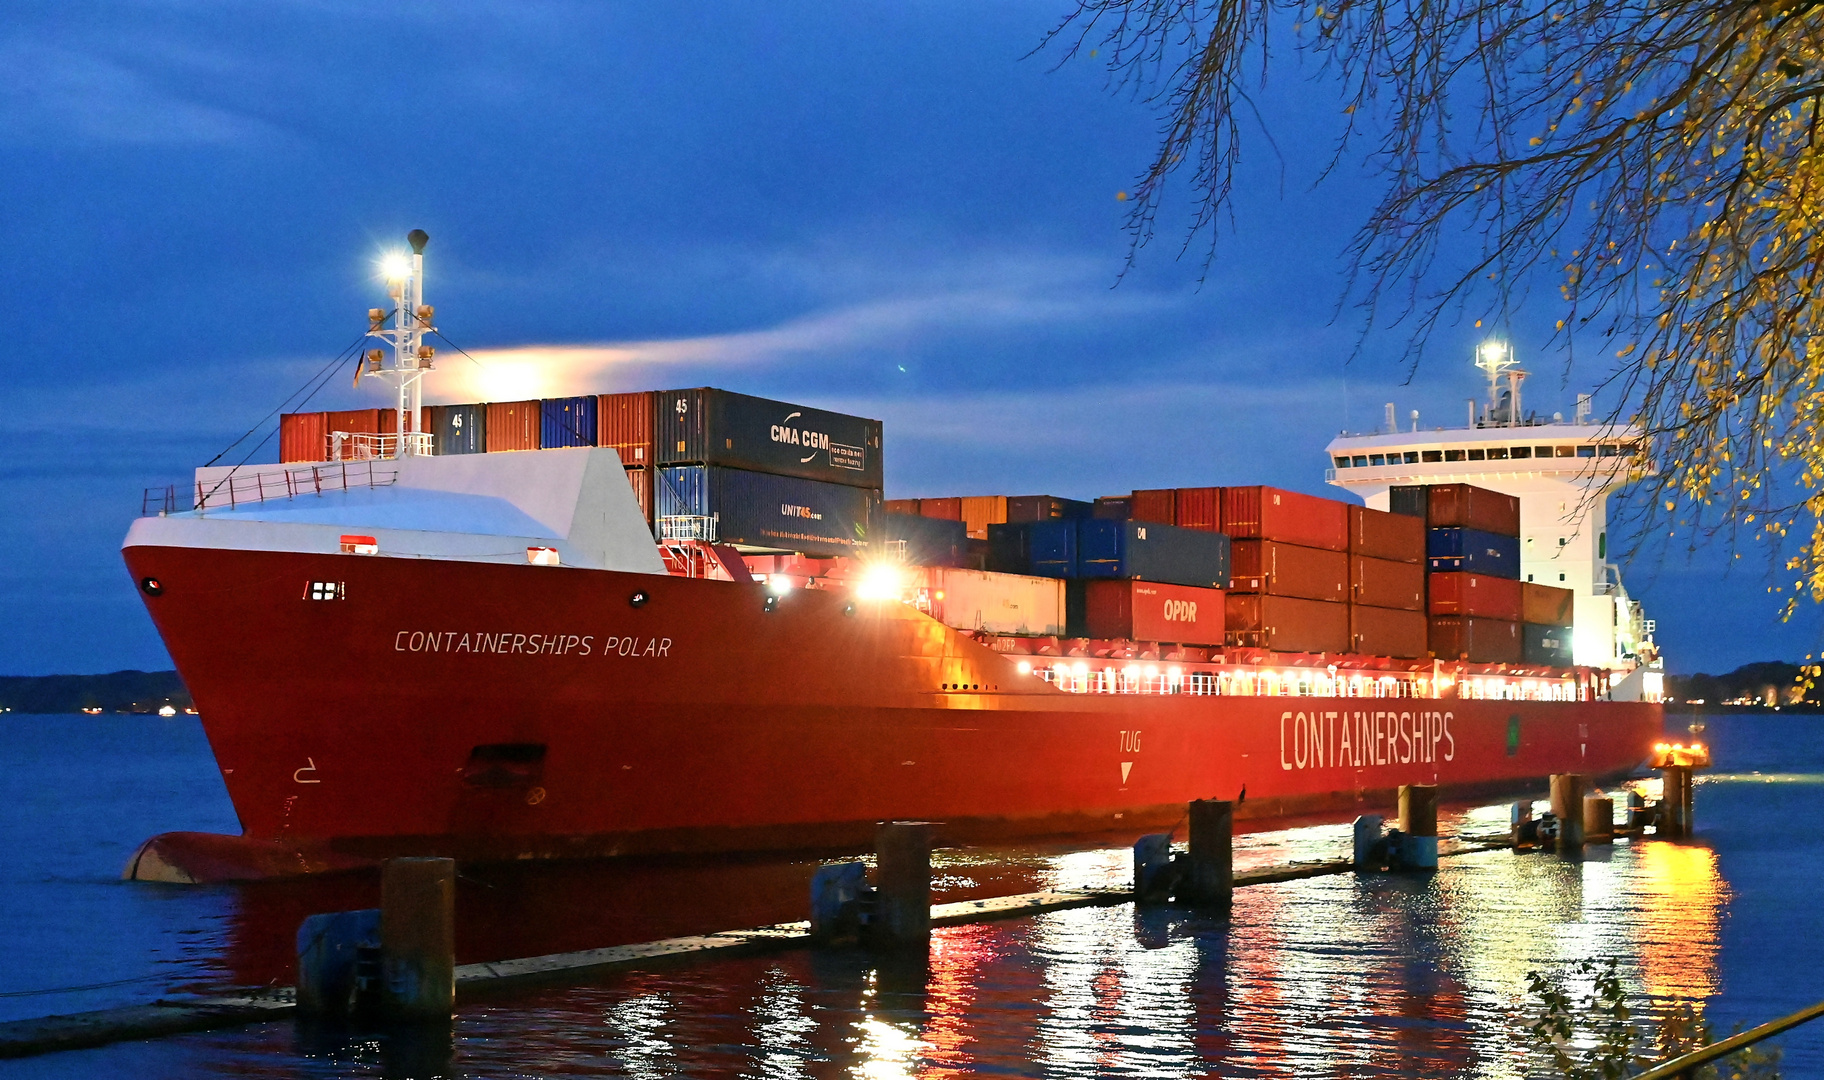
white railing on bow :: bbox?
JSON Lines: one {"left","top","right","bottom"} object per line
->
{"left": 188, "top": 460, "right": 399, "bottom": 512}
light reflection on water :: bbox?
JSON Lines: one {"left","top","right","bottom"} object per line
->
{"left": 9, "top": 712, "right": 1824, "bottom": 1079}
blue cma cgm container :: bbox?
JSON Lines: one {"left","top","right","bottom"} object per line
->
{"left": 1427, "top": 527, "right": 1521, "bottom": 578}
{"left": 656, "top": 465, "right": 880, "bottom": 558}
{"left": 541, "top": 396, "right": 599, "bottom": 448}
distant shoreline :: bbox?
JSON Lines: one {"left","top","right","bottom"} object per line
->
{"left": 0, "top": 671, "right": 192, "bottom": 715}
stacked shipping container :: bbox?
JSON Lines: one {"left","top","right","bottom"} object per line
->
{"left": 1388, "top": 482, "right": 1570, "bottom": 666}
{"left": 1220, "top": 486, "right": 1352, "bottom": 653}
{"left": 644, "top": 388, "right": 884, "bottom": 557}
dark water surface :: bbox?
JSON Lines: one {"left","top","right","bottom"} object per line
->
{"left": 0, "top": 712, "right": 1818, "bottom": 1078}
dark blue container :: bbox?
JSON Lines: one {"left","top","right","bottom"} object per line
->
{"left": 986, "top": 522, "right": 1032, "bottom": 574}
{"left": 656, "top": 465, "right": 879, "bottom": 557}
{"left": 654, "top": 387, "right": 884, "bottom": 490}
{"left": 1007, "top": 495, "right": 1094, "bottom": 522}
{"left": 1027, "top": 520, "right": 1078, "bottom": 579}
{"left": 1522, "top": 623, "right": 1574, "bottom": 665}
{"left": 1075, "top": 520, "right": 1230, "bottom": 588}
{"left": 887, "top": 512, "right": 968, "bottom": 567}
{"left": 1427, "top": 527, "right": 1521, "bottom": 578}
{"left": 542, "top": 396, "right": 599, "bottom": 448}
{"left": 1092, "top": 496, "right": 1132, "bottom": 520}
{"left": 435, "top": 403, "right": 486, "bottom": 455}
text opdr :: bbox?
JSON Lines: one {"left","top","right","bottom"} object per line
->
{"left": 1279, "top": 709, "right": 1455, "bottom": 771}
{"left": 392, "top": 631, "right": 672, "bottom": 658}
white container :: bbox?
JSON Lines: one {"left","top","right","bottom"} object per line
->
{"left": 918, "top": 568, "right": 1064, "bottom": 636}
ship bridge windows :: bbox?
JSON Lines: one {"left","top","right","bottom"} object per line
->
{"left": 1369, "top": 454, "right": 1386, "bottom": 466}
{"left": 1422, "top": 450, "right": 1443, "bottom": 462}
{"left": 1535, "top": 446, "right": 1556, "bottom": 458}
{"left": 1335, "top": 456, "right": 1352, "bottom": 468}
{"left": 1444, "top": 449, "right": 1465, "bottom": 461}
{"left": 1402, "top": 451, "right": 1420, "bottom": 464}
{"left": 1556, "top": 446, "right": 1576, "bottom": 457}
{"left": 1467, "top": 449, "right": 1486, "bottom": 461}
{"left": 1510, "top": 446, "right": 1531, "bottom": 459}
{"left": 1487, "top": 447, "right": 1509, "bottom": 460}
{"left": 1576, "top": 445, "right": 1596, "bottom": 457}
{"left": 1352, "top": 455, "right": 1369, "bottom": 467}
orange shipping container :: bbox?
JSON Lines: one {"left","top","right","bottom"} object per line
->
{"left": 486, "top": 400, "right": 543, "bottom": 452}
{"left": 1423, "top": 483, "right": 1520, "bottom": 537}
{"left": 1130, "top": 489, "right": 1176, "bottom": 525}
{"left": 1174, "top": 487, "right": 1220, "bottom": 531}
{"left": 598, "top": 391, "right": 654, "bottom": 466}
{"left": 1350, "top": 555, "right": 1424, "bottom": 610}
{"left": 1221, "top": 486, "right": 1349, "bottom": 551}
{"left": 279, "top": 412, "right": 328, "bottom": 463}
{"left": 624, "top": 465, "right": 653, "bottom": 524}
{"left": 1428, "top": 572, "right": 1523, "bottom": 621}
{"left": 1228, "top": 540, "right": 1348, "bottom": 602}
{"left": 960, "top": 495, "right": 1008, "bottom": 539}
{"left": 1225, "top": 594, "right": 1349, "bottom": 653}
{"left": 1429, "top": 616, "right": 1522, "bottom": 664}
{"left": 919, "top": 497, "right": 963, "bottom": 521}
{"left": 1521, "top": 581, "right": 1575, "bottom": 625}
{"left": 1348, "top": 504, "right": 1424, "bottom": 563}
{"left": 1349, "top": 605, "right": 1428, "bottom": 659}
{"left": 1082, "top": 579, "right": 1225, "bottom": 646}
{"left": 325, "top": 408, "right": 391, "bottom": 435}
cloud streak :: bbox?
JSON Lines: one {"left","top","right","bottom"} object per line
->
{"left": 431, "top": 283, "right": 1177, "bottom": 402}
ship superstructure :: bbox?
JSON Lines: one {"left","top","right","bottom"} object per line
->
{"left": 1325, "top": 342, "right": 1656, "bottom": 680}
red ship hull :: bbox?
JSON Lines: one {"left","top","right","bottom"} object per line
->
{"left": 122, "top": 544, "right": 1660, "bottom": 875}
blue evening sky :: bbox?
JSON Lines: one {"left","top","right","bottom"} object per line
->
{"left": 0, "top": 1, "right": 1810, "bottom": 674}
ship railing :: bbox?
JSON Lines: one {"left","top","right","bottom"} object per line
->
{"left": 327, "top": 431, "right": 433, "bottom": 461}
{"left": 1031, "top": 663, "right": 1590, "bottom": 701}
{"left": 184, "top": 460, "right": 401, "bottom": 513}
{"left": 141, "top": 484, "right": 179, "bottom": 517}
{"left": 656, "top": 515, "right": 718, "bottom": 544}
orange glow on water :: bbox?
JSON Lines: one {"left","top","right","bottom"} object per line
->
{"left": 1634, "top": 840, "right": 1726, "bottom": 1000}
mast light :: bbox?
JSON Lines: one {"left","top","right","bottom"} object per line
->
{"left": 381, "top": 253, "right": 412, "bottom": 281}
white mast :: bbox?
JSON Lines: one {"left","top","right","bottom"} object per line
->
{"left": 362, "top": 228, "right": 436, "bottom": 457}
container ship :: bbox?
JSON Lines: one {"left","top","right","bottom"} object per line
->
{"left": 121, "top": 235, "right": 1664, "bottom": 883}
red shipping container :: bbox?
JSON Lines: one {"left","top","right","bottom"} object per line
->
{"left": 1083, "top": 580, "right": 1225, "bottom": 646}
{"left": 1428, "top": 572, "right": 1523, "bottom": 621}
{"left": 325, "top": 408, "right": 390, "bottom": 435}
{"left": 1221, "top": 486, "right": 1348, "bottom": 551}
{"left": 1174, "top": 487, "right": 1220, "bottom": 531}
{"left": 1349, "top": 605, "right": 1428, "bottom": 659}
{"left": 1228, "top": 540, "right": 1348, "bottom": 602}
{"left": 1429, "top": 616, "right": 1522, "bottom": 664}
{"left": 1426, "top": 483, "right": 1520, "bottom": 537}
{"left": 1348, "top": 504, "right": 1424, "bottom": 563}
{"left": 1350, "top": 556, "right": 1424, "bottom": 610}
{"left": 1521, "top": 582, "right": 1575, "bottom": 625}
{"left": 279, "top": 412, "right": 328, "bottom": 463}
{"left": 1225, "top": 594, "right": 1350, "bottom": 653}
{"left": 598, "top": 391, "right": 654, "bottom": 466}
{"left": 418, "top": 404, "right": 443, "bottom": 438}
{"left": 884, "top": 499, "right": 920, "bottom": 516}
{"left": 625, "top": 465, "right": 653, "bottom": 524}
{"left": 1130, "top": 489, "right": 1176, "bottom": 525}
{"left": 919, "top": 497, "right": 963, "bottom": 521}
{"left": 486, "top": 400, "right": 543, "bottom": 452}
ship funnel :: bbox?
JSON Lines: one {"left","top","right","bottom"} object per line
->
{"left": 408, "top": 229, "right": 429, "bottom": 254}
